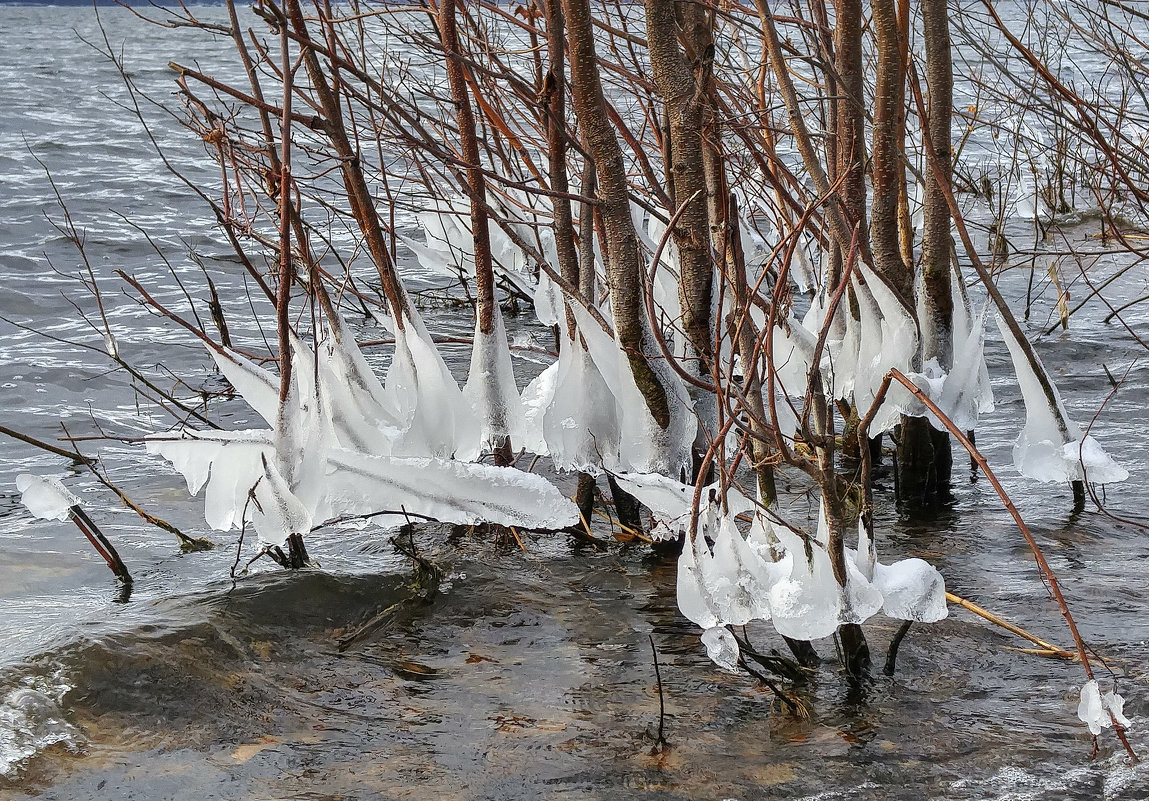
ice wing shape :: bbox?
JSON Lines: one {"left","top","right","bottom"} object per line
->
{"left": 146, "top": 429, "right": 272, "bottom": 531}
{"left": 871, "top": 558, "right": 948, "bottom": 622}
{"left": 317, "top": 307, "right": 403, "bottom": 455}
{"left": 767, "top": 501, "right": 882, "bottom": 639}
{"left": 701, "top": 625, "right": 741, "bottom": 672}
{"left": 542, "top": 333, "right": 620, "bottom": 474}
{"left": 251, "top": 455, "right": 314, "bottom": 547}
{"left": 532, "top": 269, "right": 564, "bottom": 328}
{"left": 324, "top": 450, "right": 579, "bottom": 529}
{"left": 935, "top": 279, "right": 994, "bottom": 432}
{"left": 677, "top": 526, "right": 722, "bottom": 629}
{"left": 519, "top": 360, "right": 558, "bottom": 456}
{"left": 208, "top": 346, "right": 280, "bottom": 427}
{"left": 384, "top": 309, "right": 481, "bottom": 461}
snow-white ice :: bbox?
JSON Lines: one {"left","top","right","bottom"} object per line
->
{"left": 463, "top": 303, "right": 526, "bottom": 454}
{"left": 1078, "top": 679, "right": 1133, "bottom": 736}
{"left": 16, "top": 475, "right": 79, "bottom": 522}
{"left": 996, "top": 315, "right": 1127, "bottom": 484}
{"left": 701, "top": 625, "right": 741, "bottom": 672}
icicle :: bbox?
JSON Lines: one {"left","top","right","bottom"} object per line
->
{"left": 766, "top": 506, "right": 846, "bottom": 640}
{"left": 566, "top": 300, "right": 695, "bottom": 476}
{"left": 463, "top": 303, "right": 527, "bottom": 455}
{"left": 677, "top": 527, "right": 722, "bottom": 629}
{"left": 250, "top": 455, "right": 313, "bottom": 548}
{"left": 542, "top": 333, "right": 620, "bottom": 474}
{"left": 316, "top": 312, "right": 403, "bottom": 457}
{"left": 519, "top": 361, "right": 559, "bottom": 456}
{"left": 532, "top": 269, "right": 564, "bottom": 328}
{"left": 208, "top": 346, "right": 280, "bottom": 426}
{"left": 995, "top": 316, "right": 1127, "bottom": 484}
{"left": 383, "top": 308, "right": 482, "bottom": 462}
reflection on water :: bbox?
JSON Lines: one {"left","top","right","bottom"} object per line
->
{"left": 0, "top": 4, "right": 1147, "bottom": 800}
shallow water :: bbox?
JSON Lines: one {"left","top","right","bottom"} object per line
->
{"left": 1, "top": 4, "right": 1147, "bottom": 799}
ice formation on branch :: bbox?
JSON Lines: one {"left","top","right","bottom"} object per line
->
{"left": 16, "top": 475, "right": 80, "bottom": 522}
{"left": 995, "top": 315, "right": 1127, "bottom": 484}
{"left": 463, "top": 303, "right": 526, "bottom": 454}
{"left": 639, "top": 473, "right": 947, "bottom": 662}
{"left": 1078, "top": 679, "right": 1133, "bottom": 736}
{"left": 402, "top": 196, "right": 538, "bottom": 298}
{"left": 148, "top": 304, "right": 579, "bottom": 547}
{"left": 541, "top": 300, "right": 694, "bottom": 476}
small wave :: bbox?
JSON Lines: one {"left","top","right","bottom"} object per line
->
{"left": 0, "top": 671, "right": 83, "bottom": 778}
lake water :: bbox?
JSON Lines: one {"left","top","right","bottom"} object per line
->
{"left": 1, "top": 4, "right": 1147, "bottom": 799}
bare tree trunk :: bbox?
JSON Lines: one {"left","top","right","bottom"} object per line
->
{"left": 439, "top": 0, "right": 513, "bottom": 465}
{"left": 727, "top": 196, "right": 777, "bottom": 504}
{"left": 644, "top": 0, "right": 713, "bottom": 373}
{"left": 562, "top": 0, "right": 670, "bottom": 427}
{"left": 540, "top": 0, "right": 580, "bottom": 320}
{"left": 898, "top": 0, "right": 954, "bottom": 504}
{"left": 834, "top": 0, "right": 867, "bottom": 236}
{"left": 870, "top": 0, "right": 913, "bottom": 300}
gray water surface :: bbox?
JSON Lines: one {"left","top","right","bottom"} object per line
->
{"left": 0, "top": 5, "right": 1147, "bottom": 800}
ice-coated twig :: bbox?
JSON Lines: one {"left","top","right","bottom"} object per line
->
{"left": 879, "top": 368, "right": 1138, "bottom": 762}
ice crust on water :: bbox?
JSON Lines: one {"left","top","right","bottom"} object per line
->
{"left": 0, "top": 683, "right": 82, "bottom": 777}
{"left": 995, "top": 315, "right": 1127, "bottom": 484}
{"left": 16, "top": 475, "right": 79, "bottom": 522}
{"left": 1078, "top": 679, "right": 1133, "bottom": 736}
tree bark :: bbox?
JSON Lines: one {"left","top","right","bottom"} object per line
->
{"left": 540, "top": 0, "right": 580, "bottom": 321}
{"left": 644, "top": 0, "right": 713, "bottom": 372}
{"left": 898, "top": 0, "right": 954, "bottom": 504}
{"left": 282, "top": 0, "right": 410, "bottom": 326}
{"left": 439, "top": 0, "right": 512, "bottom": 465}
{"left": 562, "top": 0, "right": 670, "bottom": 427}
{"left": 870, "top": 0, "right": 913, "bottom": 300}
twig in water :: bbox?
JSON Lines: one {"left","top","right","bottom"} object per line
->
{"left": 69, "top": 504, "right": 132, "bottom": 585}
{"left": 885, "top": 369, "right": 1137, "bottom": 761}
{"left": 946, "top": 592, "right": 1074, "bottom": 658}
{"left": 884, "top": 620, "right": 913, "bottom": 676}
{"left": 649, "top": 635, "right": 668, "bottom": 754}
{"left": 0, "top": 423, "right": 92, "bottom": 465}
